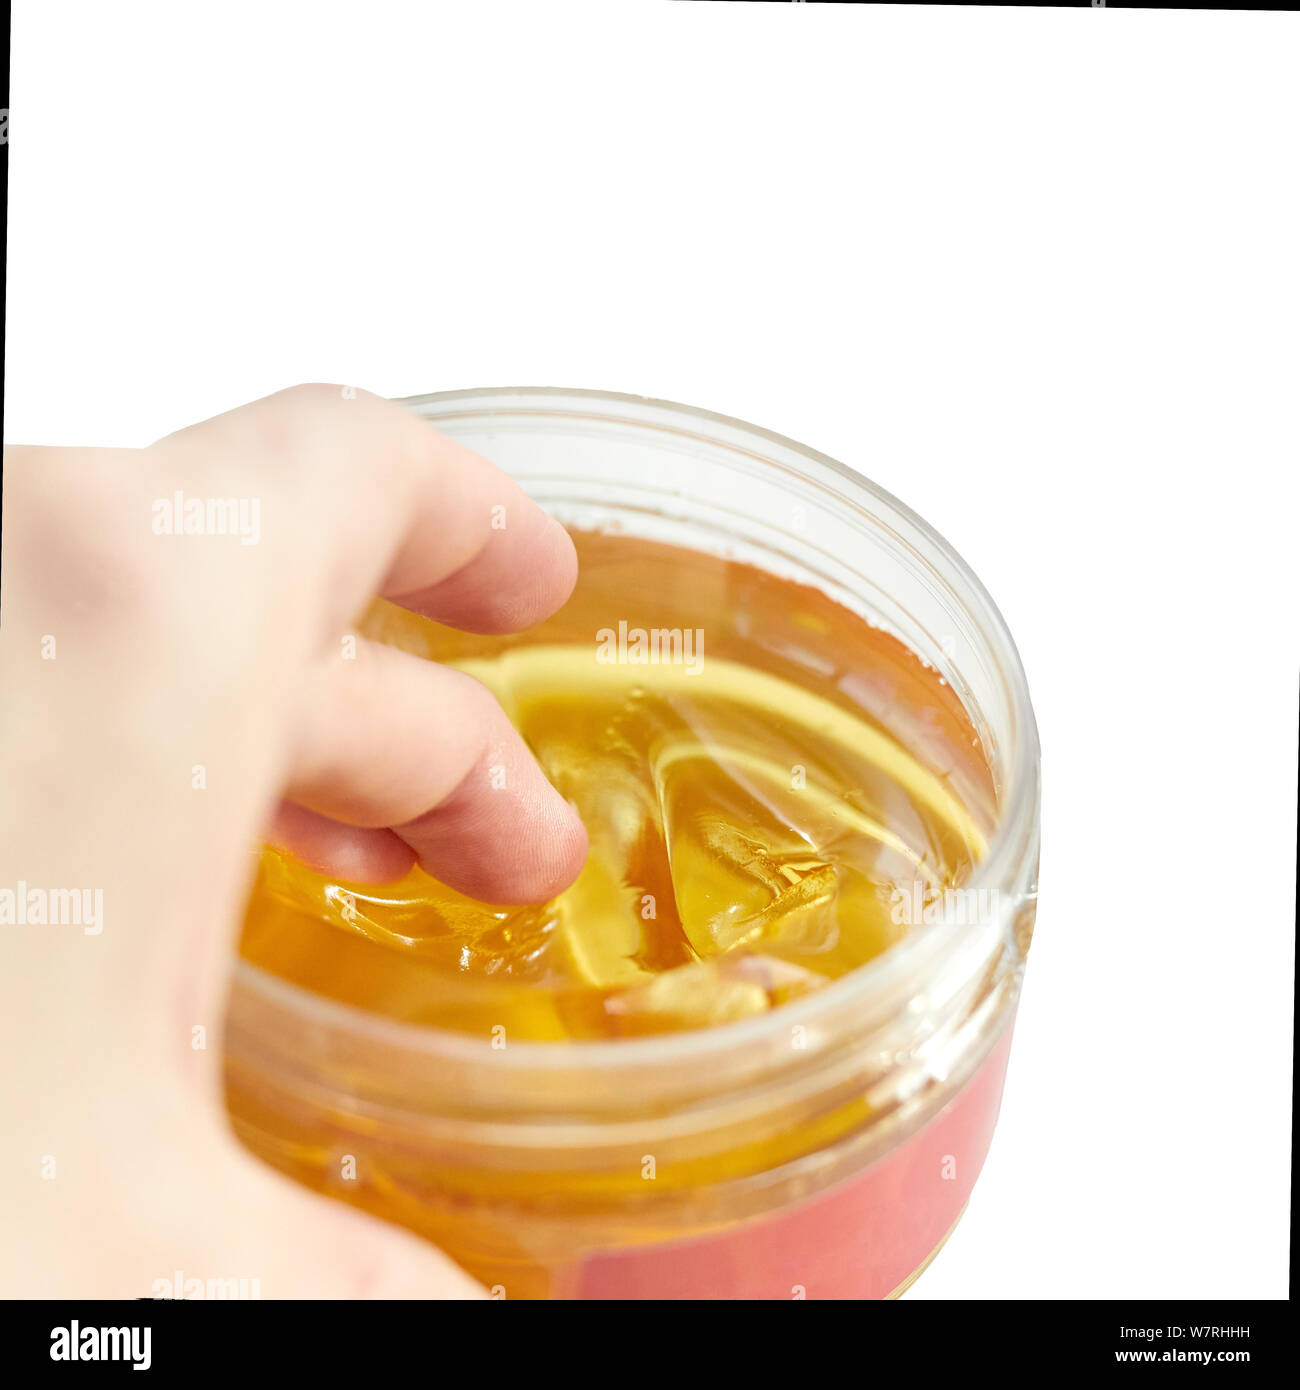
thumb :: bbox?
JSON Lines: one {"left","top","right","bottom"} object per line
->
{"left": 56, "top": 1102, "right": 486, "bottom": 1300}
{"left": 183, "top": 1130, "right": 485, "bottom": 1299}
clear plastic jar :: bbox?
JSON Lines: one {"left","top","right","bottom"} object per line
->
{"left": 224, "top": 388, "right": 1041, "bottom": 1299}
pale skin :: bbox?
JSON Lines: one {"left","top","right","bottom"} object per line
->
{"left": 0, "top": 386, "right": 589, "bottom": 1297}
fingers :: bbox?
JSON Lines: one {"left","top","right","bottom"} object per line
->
{"left": 158, "top": 384, "right": 579, "bottom": 639}
{"left": 266, "top": 801, "right": 416, "bottom": 884}
{"left": 388, "top": 508, "right": 580, "bottom": 635}
{"left": 158, "top": 384, "right": 586, "bottom": 898}
{"left": 275, "top": 637, "right": 588, "bottom": 903}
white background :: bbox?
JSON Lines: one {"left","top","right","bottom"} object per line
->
{"left": 6, "top": 2, "right": 1296, "bottom": 1298}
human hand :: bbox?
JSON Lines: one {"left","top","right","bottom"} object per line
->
{"left": 0, "top": 385, "right": 587, "bottom": 1297}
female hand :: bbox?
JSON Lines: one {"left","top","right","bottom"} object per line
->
{"left": 0, "top": 385, "right": 587, "bottom": 1297}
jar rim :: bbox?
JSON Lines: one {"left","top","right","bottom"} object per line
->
{"left": 230, "top": 385, "right": 1041, "bottom": 1074}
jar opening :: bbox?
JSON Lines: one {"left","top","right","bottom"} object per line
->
{"left": 228, "top": 386, "right": 1040, "bottom": 1105}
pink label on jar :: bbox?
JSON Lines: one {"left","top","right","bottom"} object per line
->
{"left": 576, "top": 1019, "right": 1016, "bottom": 1299}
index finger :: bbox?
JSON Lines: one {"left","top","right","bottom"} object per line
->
{"left": 158, "top": 383, "right": 578, "bottom": 639}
